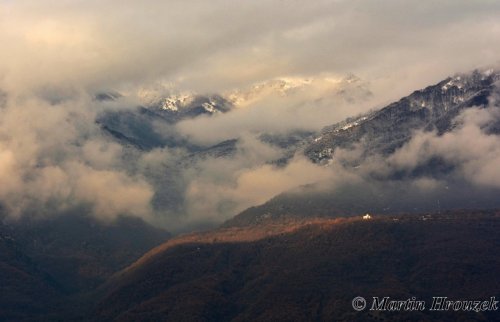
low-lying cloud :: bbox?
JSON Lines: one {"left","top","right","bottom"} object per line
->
{"left": 1, "top": 1, "right": 500, "bottom": 230}
{"left": 0, "top": 94, "right": 154, "bottom": 221}
{"left": 183, "top": 156, "right": 334, "bottom": 226}
{"left": 176, "top": 76, "right": 373, "bottom": 145}
{"left": 1, "top": 77, "right": 500, "bottom": 229}
{"left": 388, "top": 105, "right": 500, "bottom": 188}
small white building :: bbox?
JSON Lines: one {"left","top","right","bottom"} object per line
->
{"left": 362, "top": 213, "right": 372, "bottom": 220}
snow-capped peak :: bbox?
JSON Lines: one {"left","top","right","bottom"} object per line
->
{"left": 224, "top": 75, "right": 369, "bottom": 108}
{"left": 159, "top": 93, "right": 195, "bottom": 111}
{"left": 136, "top": 88, "right": 196, "bottom": 112}
{"left": 441, "top": 76, "right": 465, "bottom": 91}
{"left": 201, "top": 98, "right": 221, "bottom": 114}
{"left": 441, "top": 69, "right": 500, "bottom": 92}
{"left": 224, "top": 77, "right": 315, "bottom": 107}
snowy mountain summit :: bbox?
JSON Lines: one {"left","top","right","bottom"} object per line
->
{"left": 306, "top": 69, "right": 500, "bottom": 164}
{"left": 225, "top": 74, "right": 372, "bottom": 108}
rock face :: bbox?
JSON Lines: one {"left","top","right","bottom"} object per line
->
{"left": 305, "top": 70, "right": 500, "bottom": 164}
{"left": 93, "top": 211, "right": 500, "bottom": 322}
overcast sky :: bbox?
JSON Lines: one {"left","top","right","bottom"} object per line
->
{"left": 1, "top": 0, "right": 500, "bottom": 97}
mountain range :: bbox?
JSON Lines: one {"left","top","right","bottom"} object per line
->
{"left": 1, "top": 69, "right": 499, "bottom": 321}
{"left": 96, "top": 75, "right": 371, "bottom": 152}
{"left": 305, "top": 69, "right": 500, "bottom": 164}
{"left": 226, "top": 69, "right": 500, "bottom": 227}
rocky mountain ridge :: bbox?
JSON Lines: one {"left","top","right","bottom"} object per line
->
{"left": 305, "top": 69, "right": 500, "bottom": 164}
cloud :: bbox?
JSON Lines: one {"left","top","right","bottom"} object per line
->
{"left": 1, "top": 0, "right": 499, "bottom": 97}
{"left": 0, "top": 0, "right": 342, "bottom": 94}
{"left": 0, "top": 94, "right": 155, "bottom": 221}
{"left": 388, "top": 105, "right": 500, "bottom": 188}
{"left": 0, "top": 0, "right": 500, "bottom": 229}
{"left": 250, "top": 97, "right": 500, "bottom": 220}
{"left": 71, "top": 162, "right": 154, "bottom": 221}
{"left": 183, "top": 155, "right": 335, "bottom": 226}
{"left": 175, "top": 76, "right": 373, "bottom": 145}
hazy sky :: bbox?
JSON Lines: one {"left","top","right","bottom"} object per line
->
{"left": 1, "top": 0, "right": 500, "bottom": 96}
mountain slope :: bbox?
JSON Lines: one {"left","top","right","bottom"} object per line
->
{"left": 7, "top": 214, "right": 171, "bottom": 294}
{"left": 0, "top": 223, "right": 64, "bottom": 321}
{"left": 97, "top": 93, "right": 232, "bottom": 151}
{"left": 93, "top": 210, "right": 500, "bottom": 322}
{"left": 306, "top": 70, "right": 500, "bottom": 164}
{"left": 223, "top": 179, "right": 500, "bottom": 228}
{"left": 0, "top": 213, "right": 171, "bottom": 321}
{"left": 225, "top": 70, "right": 500, "bottom": 227}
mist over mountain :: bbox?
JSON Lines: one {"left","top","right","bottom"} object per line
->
{"left": 0, "top": 69, "right": 381, "bottom": 230}
{"left": 306, "top": 70, "right": 500, "bottom": 163}
{"left": 0, "top": 69, "right": 499, "bottom": 230}
{"left": 1, "top": 1, "right": 500, "bottom": 320}
{"left": 225, "top": 69, "right": 500, "bottom": 227}
{"left": 2, "top": 0, "right": 500, "bottom": 230}
{"left": 2, "top": 68, "right": 498, "bottom": 320}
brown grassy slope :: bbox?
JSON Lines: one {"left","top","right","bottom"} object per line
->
{"left": 94, "top": 210, "right": 500, "bottom": 322}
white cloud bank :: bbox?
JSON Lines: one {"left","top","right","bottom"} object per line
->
{"left": 0, "top": 1, "right": 499, "bottom": 228}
